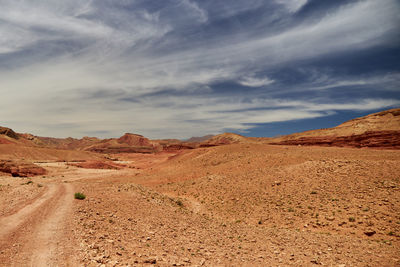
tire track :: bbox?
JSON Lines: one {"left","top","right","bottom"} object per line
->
{"left": 0, "top": 183, "right": 77, "bottom": 266}
{"left": 0, "top": 184, "right": 58, "bottom": 240}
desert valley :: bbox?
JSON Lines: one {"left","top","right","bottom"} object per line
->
{"left": 0, "top": 108, "right": 399, "bottom": 266}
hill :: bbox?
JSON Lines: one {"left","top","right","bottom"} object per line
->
{"left": 1, "top": 108, "right": 399, "bottom": 154}
{"left": 269, "top": 108, "right": 400, "bottom": 148}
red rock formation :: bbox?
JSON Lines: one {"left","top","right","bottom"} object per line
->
{"left": 272, "top": 131, "right": 400, "bottom": 149}
{"left": 0, "top": 160, "right": 47, "bottom": 177}
{"left": 117, "top": 133, "right": 152, "bottom": 147}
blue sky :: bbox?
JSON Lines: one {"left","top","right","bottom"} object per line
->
{"left": 0, "top": 0, "right": 399, "bottom": 139}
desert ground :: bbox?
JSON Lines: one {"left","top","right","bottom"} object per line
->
{"left": 0, "top": 144, "right": 399, "bottom": 266}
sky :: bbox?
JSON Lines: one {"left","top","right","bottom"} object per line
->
{"left": 0, "top": 0, "right": 399, "bottom": 139}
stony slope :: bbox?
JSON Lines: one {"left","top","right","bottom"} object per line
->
{"left": 71, "top": 144, "right": 400, "bottom": 266}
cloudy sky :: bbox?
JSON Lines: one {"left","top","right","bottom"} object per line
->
{"left": 0, "top": 0, "right": 399, "bottom": 139}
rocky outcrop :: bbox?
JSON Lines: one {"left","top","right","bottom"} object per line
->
{"left": 0, "top": 126, "right": 19, "bottom": 139}
{"left": 271, "top": 131, "right": 400, "bottom": 149}
{"left": 0, "top": 160, "right": 47, "bottom": 177}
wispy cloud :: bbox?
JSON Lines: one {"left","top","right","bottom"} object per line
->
{"left": 0, "top": 0, "right": 398, "bottom": 138}
{"left": 179, "top": 0, "right": 208, "bottom": 23}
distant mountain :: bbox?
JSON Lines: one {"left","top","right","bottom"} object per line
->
{"left": 203, "top": 133, "right": 251, "bottom": 145}
{"left": 185, "top": 135, "right": 214, "bottom": 143}
{"left": 1, "top": 108, "right": 399, "bottom": 153}
{"left": 84, "top": 133, "right": 162, "bottom": 154}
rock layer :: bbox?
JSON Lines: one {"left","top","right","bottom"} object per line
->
{"left": 272, "top": 130, "right": 400, "bottom": 149}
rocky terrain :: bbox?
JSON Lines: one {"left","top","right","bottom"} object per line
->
{"left": 0, "top": 144, "right": 399, "bottom": 266}
{"left": 0, "top": 108, "right": 399, "bottom": 266}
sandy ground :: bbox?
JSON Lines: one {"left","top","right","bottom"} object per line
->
{"left": 0, "top": 144, "right": 399, "bottom": 266}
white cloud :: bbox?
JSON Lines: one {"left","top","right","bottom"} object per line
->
{"left": 1, "top": 0, "right": 397, "bottom": 90}
{"left": 275, "top": 0, "right": 308, "bottom": 13}
{"left": 0, "top": 1, "right": 113, "bottom": 49}
{"left": 307, "top": 72, "right": 400, "bottom": 91}
{"left": 0, "top": 0, "right": 399, "bottom": 138}
{"left": 238, "top": 75, "right": 275, "bottom": 87}
{"left": 2, "top": 83, "right": 398, "bottom": 139}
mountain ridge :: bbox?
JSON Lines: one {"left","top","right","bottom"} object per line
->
{"left": 1, "top": 108, "right": 399, "bottom": 153}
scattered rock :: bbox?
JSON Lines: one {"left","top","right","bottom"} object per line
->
{"left": 364, "top": 230, "right": 376, "bottom": 236}
{"left": 144, "top": 258, "right": 157, "bottom": 264}
{"left": 273, "top": 181, "right": 282, "bottom": 186}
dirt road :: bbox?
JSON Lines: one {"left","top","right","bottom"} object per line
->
{"left": 0, "top": 182, "right": 77, "bottom": 266}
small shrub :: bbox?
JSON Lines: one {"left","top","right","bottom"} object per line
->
{"left": 348, "top": 217, "right": 356, "bottom": 222}
{"left": 74, "top": 192, "right": 86, "bottom": 200}
{"left": 310, "top": 191, "right": 317, "bottom": 194}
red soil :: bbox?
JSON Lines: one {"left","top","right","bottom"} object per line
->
{"left": 0, "top": 137, "right": 15, "bottom": 145}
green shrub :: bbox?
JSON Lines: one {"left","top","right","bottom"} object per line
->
{"left": 74, "top": 192, "right": 86, "bottom": 200}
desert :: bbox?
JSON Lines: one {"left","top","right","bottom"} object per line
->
{"left": 0, "top": 109, "right": 399, "bottom": 266}
{"left": 1, "top": 1, "right": 399, "bottom": 266}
